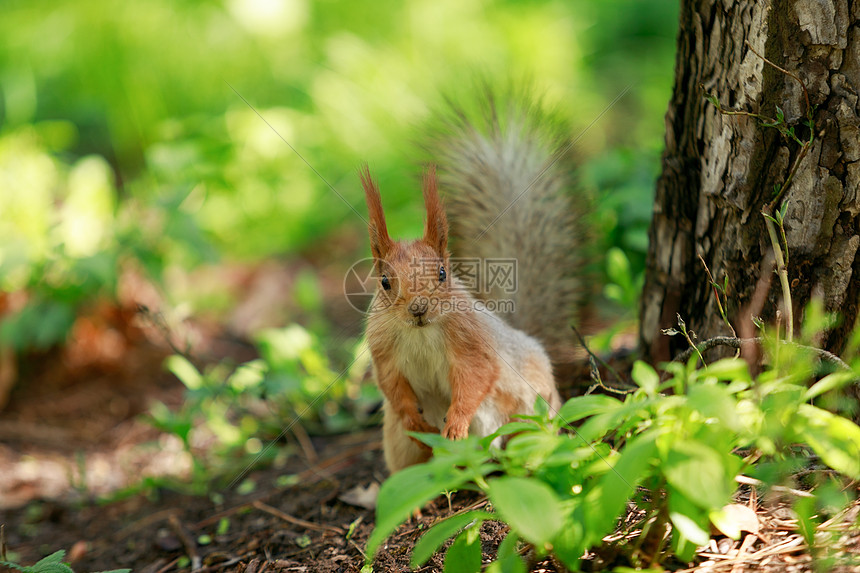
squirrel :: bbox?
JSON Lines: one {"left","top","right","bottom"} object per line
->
{"left": 360, "top": 91, "right": 583, "bottom": 472}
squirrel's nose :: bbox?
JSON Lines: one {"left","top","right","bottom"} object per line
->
{"left": 409, "top": 300, "right": 428, "bottom": 317}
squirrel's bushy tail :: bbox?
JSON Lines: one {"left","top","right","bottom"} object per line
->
{"left": 425, "top": 88, "right": 584, "bottom": 367}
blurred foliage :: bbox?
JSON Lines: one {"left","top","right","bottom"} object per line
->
{"left": 149, "top": 323, "right": 379, "bottom": 489}
{"left": 0, "top": 0, "right": 678, "bottom": 422}
{"left": 1, "top": 0, "right": 677, "bottom": 261}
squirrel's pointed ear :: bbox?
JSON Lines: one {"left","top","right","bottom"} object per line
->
{"left": 422, "top": 165, "right": 448, "bottom": 257}
{"left": 360, "top": 164, "right": 392, "bottom": 261}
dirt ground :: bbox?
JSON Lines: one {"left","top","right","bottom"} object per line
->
{"left": 1, "top": 302, "right": 859, "bottom": 573}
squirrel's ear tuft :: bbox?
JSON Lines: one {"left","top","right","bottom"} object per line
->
{"left": 359, "top": 164, "right": 392, "bottom": 261}
{"left": 422, "top": 165, "right": 448, "bottom": 257}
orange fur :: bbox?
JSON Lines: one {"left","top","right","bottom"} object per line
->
{"left": 422, "top": 166, "right": 448, "bottom": 258}
{"left": 491, "top": 384, "right": 524, "bottom": 418}
{"left": 359, "top": 164, "right": 393, "bottom": 262}
{"left": 441, "top": 313, "right": 499, "bottom": 439}
{"left": 362, "top": 166, "right": 561, "bottom": 473}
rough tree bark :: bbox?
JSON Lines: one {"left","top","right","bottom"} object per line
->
{"left": 641, "top": 0, "right": 860, "bottom": 363}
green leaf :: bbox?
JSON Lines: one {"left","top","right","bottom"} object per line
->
{"left": 550, "top": 516, "right": 587, "bottom": 570}
{"left": 663, "top": 441, "right": 733, "bottom": 510}
{"left": 367, "top": 459, "right": 471, "bottom": 559}
{"left": 669, "top": 511, "right": 710, "bottom": 546}
{"left": 542, "top": 442, "right": 601, "bottom": 470}
{"left": 227, "top": 359, "right": 267, "bottom": 391}
{"left": 216, "top": 517, "right": 230, "bottom": 535}
{"left": 557, "top": 395, "right": 622, "bottom": 424}
{"left": 687, "top": 384, "right": 739, "bottom": 428}
{"left": 165, "top": 354, "right": 203, "bottom": 390}
{"left": 485, "top": 553, "right": 526, "bottom": 573}
{"left": 486, "top": 477, "right": 563, "bottom": 548}
{"left": 237, "top": 478, "right": 256, "bottom": 495}
{"left": 411, "top": 511, "right": 493, "bottom": 568}
{"left": 632, "top": 361, "right": 659, "bottom": 396}
{"left": 793, "top": 496, "right": 818, "bottom": 547}
{"left": 575, "top": 397, "right": 655, "bottom": 443}
{"left": 485, "top": 529, "right": 526, "bottom": 573}
{"left": 604, "top": 283, "right": 625, "bottom": 303}
{"left": 409, "top": 434, "right": 491, "bottom": 469}
{"left": 502, "top": 431, "right": 561, "bottom": 469}
{"left": 708, "top": 507, "right": 739, "bottom": 541}
{"left": 444, "top": 526, "right": 482, "bottom": 573}
{"left": 408, "top": 432, "right": 452, "bottom": 450}
{"left": 606, "top": 247, "right": 632, "bottom": 286}
{"left": 668, "top": 489, "right": 711, "bottom": 559}
{"left": 796, "top": 404, "right": 860, "bottom": 478}
{"left": 703, "top": 92, "right": 720, "bottom": 107}
{"left": 496, "top": 529, "right": 519, "bottom": 560}
{"left": 534, "top": 394, "right": 550, "bottom": 417}
{"left": 670, "top": 523, "right": 700, "bottom": 564}
{"left": 481, "top": 422, "right": 539, "bottom": 448}
{"left": 585, "top": 431, "right": 659, "bottom": 541}
{"left": 19, "top": 551, "right": 75, "bottom": 573}
{"left": 804, "top": 371, "right": 856, "bottom": 401}
{"left": 699, "top": 357, "right": 751, "bottom": 382}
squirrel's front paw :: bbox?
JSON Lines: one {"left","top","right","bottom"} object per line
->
{"left": 442, "top": 421, "right": 469, "bottom": 440}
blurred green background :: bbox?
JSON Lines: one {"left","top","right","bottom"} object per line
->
{"left": 0, "top": 0, "right": 678, "bottom": 363}
{"left": 0, "top": 0, "right": 680, "bottom": 488}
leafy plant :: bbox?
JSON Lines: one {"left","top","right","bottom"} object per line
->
{"left": 604, "top": 247, "right": 644, "bottom": 314}
{"left": 146, "top": 323, "right": 379, "bottom": 490}
{"left": 0, "top": 127, "right": 208, "bottom": 356}
{"left": 367, "top": 336, "right": 860, "bottom": 570}
{"left": 0, "top": 550, "right": 129, "bottom": 573}
{"left": 0, "top": 130, "right": 120, "bottom": 352}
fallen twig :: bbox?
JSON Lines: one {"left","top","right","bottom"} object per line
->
{"left": 735, "top": 475, "right": 815, "bottom": 498}
{"left": 731, "top": 533, "right": 758, "bottom": 573}
{"left": 169, "top": 514, "right": 202, "bottom": 571}
{"left": 155, "top": 556, "right": 182, "bottom": 573}
{"left": 252, "top": 500, "right": 345, "bottom": 535}
{"left": 291, "top": 422, "right": 318, "bottom": 465}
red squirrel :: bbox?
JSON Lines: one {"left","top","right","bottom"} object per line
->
{"left": 361, "top": 93, "right": 582, "bottom": 472}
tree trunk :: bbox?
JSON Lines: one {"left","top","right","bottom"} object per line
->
{"left": 641, "top": 0, "right": 860, "bottom": 364}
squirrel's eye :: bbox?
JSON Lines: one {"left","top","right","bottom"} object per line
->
{"left": 439, "top": 265, "right": 447, "bottom": 282}
{"left": 381, "top": 275, "right": 391, "bottom": 291}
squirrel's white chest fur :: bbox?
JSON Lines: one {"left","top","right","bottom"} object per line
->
{"left": 392, "top": 317, "right": 508, "bottom": 437}
{"left": 393, "top": 324, "right": 451, "bottom": 429}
